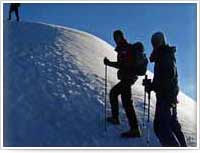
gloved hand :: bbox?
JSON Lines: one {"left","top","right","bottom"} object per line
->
{"left": 143, "top": 77, "right": 152, "bottom": 93}
{"left": 171, "top": 97, "right": 179, "bottom": 107}
{"left": 104, "top": 57, "right": 110, "bottom": 65}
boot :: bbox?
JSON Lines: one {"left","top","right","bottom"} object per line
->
{"left": 106, "top": 116, "right": 120, "bottom": 125}
{"left": 121, "top": 127, "right": 141, "bottom": 138}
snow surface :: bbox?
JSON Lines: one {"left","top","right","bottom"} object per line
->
{"left": 3, "top": 21, "right": 197, "bottom": 147}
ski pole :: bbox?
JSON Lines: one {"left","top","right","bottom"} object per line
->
{"left": 105, "top": 65, "right": 107, "bottom": 132}
{"left": 147, "top": 90, "right": 151, "bottom": 146}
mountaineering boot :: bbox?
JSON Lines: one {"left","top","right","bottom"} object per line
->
{"left": 120, "top": 127, "right": 141, "bottom": 138}
{"left": 106, "top": 116, "right": 120, "bottom": 125}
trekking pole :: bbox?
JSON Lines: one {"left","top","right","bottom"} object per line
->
{"left": 105, "top": 65, "right": 107, "bottom": 132}
{"left": 143, "top": 75, "right": 147, "bottom": 128}
{"left": 147, "top": 90, "right": 151, "bottom": 146}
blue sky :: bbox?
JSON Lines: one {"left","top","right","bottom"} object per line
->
{"left": 3, "top": 3, "right": 197, "bottom": 100}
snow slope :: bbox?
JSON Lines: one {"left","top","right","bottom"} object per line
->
{"left": 3, "top": 21, "right": 197, "bottom": 147}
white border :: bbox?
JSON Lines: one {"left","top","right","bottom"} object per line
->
{"left": 1, "top": 0, "right": 200, "bottom": 3}
{"left": 1, "top": 0, "right": 199, "bottom": 150}
{"left": 196, "top": 0, "right": 199, "bottom": 150}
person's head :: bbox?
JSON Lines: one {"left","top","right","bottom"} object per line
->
{"left": 151, "top": 32, "right": 166, "bottom": 49}
{"left": 113, "top": 30, "right": 124, "bottom": 45}
{"left": 134, "top": 42, "right": 144, "bottom": 52}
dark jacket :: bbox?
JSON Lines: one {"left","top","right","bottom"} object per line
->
{"left": 114, "top": 39, "right": 137, "bottom": 81}
{"left": 150, "top": 45, "right": 179, "bottom": 103}
{"left": 107, "top": 39, "right": 137, "bottom": 81}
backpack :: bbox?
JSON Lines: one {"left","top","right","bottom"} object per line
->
{"left": 130, "top": 42, "right": 148, "bottom": 76}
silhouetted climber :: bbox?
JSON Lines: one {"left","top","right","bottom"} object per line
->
{"left": 8, "top": 3, "right": 21, "bottom": 22}
{"left": 104, "top": 30, "right": 142, "bottom": 138}
{"left": 147, "top": 32, "right": 187, "bottom": 147}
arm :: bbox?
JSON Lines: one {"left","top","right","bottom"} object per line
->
{"left": 105, "top": 59, "right": 130, "bottom": 69}
{"left": 104, "top": 57, "right": 132, "bottom": 69}
{"left": 160, "top": 53, "right": 176, "bottom": 81}
{"left": 104, "top": 57, "right": 120, "bottom": 69}
{"left": 107, "top": 61, "right": 120, "bottom": 69}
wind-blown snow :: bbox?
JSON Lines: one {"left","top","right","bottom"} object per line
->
{"left": 3, "top": 21, "right": 197, "bottom": 147}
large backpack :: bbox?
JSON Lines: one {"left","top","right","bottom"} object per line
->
{"left": 130, "top": 42, "right": 148, "bottom": 76}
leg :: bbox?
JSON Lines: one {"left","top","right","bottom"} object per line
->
{"left": 109, "top": 81, "right": 122, "bottom": 119}
{"left": 121, "top": 80, "right": 139, "bottom": 130}
{"left": 14, "top": 8, "right": 19, "bottom": 22}
{"left": 8, "top": 8, "right": 12, "bottom": 20}
{"left": 171, "top": 107, "right": 187, "bottom": 147}
{"left": 154, "top": 98, "right": 180, "bottom": 147}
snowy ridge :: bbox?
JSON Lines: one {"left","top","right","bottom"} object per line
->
{"left": 3, "top": 21, "right": 197, "bottom": 147}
